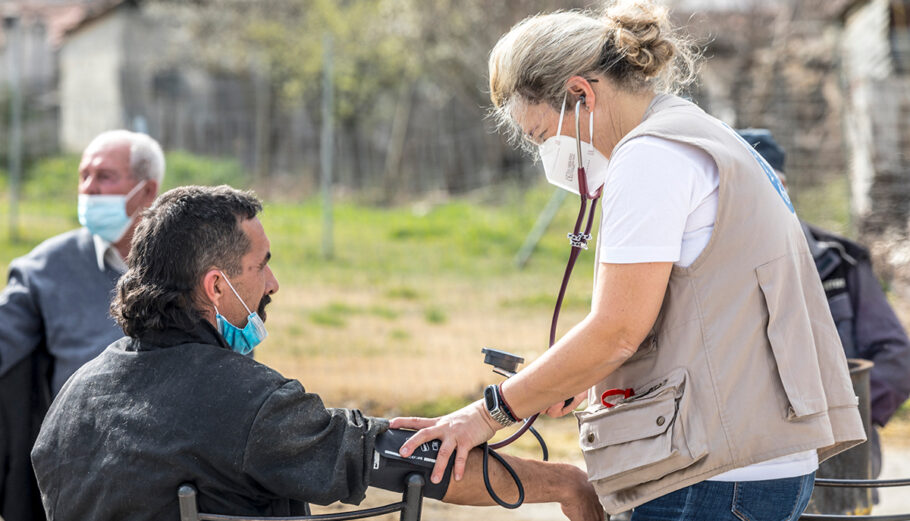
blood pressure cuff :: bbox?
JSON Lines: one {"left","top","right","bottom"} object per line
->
{"left": 368, "top": 429, "right": 455, "bottom": 500}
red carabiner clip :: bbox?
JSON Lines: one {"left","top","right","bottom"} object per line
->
{"left": 601, "top": 387, "right": 635, "bottom": 408}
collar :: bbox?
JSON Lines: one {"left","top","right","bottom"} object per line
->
{"left": 130, "top": 320, "right": 230, "bottom": 352}
{"left": 799, "top": 221, "right": 825, "bottom": 260}
{"left": 800, "top": 220, "right": 854, "bottom": 280}
{"left": 92, "top": 232, "right": 128, "bottom": 273}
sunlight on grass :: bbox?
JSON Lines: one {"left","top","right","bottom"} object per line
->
{"left": 423, "top": 307, "right": 447, "bottom": 324}
{"left": 793, "top": 174, "right": 852, "bottom": 237}
{"left": 0, "top": 181, "right": 595, "bottom": 416}
{"left": 499, "top": 292, "right": 591, "bottom": 310}
{"left": 308, "top": 309, "right": 349, "bottom": 328}
{"left": 384, "top": 286, "right": 421, "bottom": 300}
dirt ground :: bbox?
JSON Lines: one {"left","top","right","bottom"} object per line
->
{"left": 872, "top": 426, "right": 910, "bottom": 517}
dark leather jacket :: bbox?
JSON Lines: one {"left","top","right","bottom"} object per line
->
{"left": 31, "top": 322, "right": 387, "bottom": 521}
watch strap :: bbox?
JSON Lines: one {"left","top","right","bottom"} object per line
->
{"left": 497, "top": 383, "right": 520, "bottom": 422}
{"left": 485, "top": 384, "right": 516, "bottom": 427}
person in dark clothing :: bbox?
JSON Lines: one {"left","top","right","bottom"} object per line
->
{"left": 0, "top": 130, "right": 163, "bottom": 521}
{"left": 739, "top": 129, "right": 910, "bottom": 477}
{"left": 30, "top": 185, "right": 601, "bottom": 521}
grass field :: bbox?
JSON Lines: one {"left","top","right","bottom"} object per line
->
{"left": 7, "top": 171, "right": 910, "bottom": 520}
{"left": 0, "top": 182, "right": 599, "bottom": 417}
{"left": 0, "top": 170, "right": 862, "bottom": 420}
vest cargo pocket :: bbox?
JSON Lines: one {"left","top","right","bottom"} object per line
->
{"left": 575, "top": 368, "right": 707, "bottom": 492}
{"left": 756, "top": 255, "right": 828, "bottom": 419}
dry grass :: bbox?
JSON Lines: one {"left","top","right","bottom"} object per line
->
{"left": 257, "top": 277, "right": 591, "bottom": 416}
{"left": 8, "top": 180, "right": 910, "bottom": 521}
{"left": 0, "top": 188, "right": 595, "bottom": 419}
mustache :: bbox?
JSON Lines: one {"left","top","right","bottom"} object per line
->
{"left": 257, "top": 295, "right": 272, "bottom": 320}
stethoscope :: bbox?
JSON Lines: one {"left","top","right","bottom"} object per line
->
{"left": 481, "top": 95, "right": 603, "bottom": 508}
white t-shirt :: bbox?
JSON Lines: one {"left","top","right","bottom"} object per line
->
{"left": 597, "top": 135, "right": 818, "bottom": 481}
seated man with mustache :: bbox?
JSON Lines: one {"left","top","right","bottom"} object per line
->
{"left": 30, "top": 185, "right": 601, "bottom": 521}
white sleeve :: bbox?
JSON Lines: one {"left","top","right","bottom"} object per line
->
{"left": 597, "top": 137, "right": 706, "bottom": 264}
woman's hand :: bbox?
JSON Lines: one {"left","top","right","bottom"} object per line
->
{"left": 543, "top": 391, "right": 587, "bottom": 418}
{"left": 390, "top": 400, "right": 499, "bottom": 484}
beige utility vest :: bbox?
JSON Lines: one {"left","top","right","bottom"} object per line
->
{"left": 578, "top": 94, "right": 866, "bottom": 514}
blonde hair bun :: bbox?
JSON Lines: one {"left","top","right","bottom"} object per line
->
{"left": 487, "top": 0, "right": 699, "bottom": 146}
{"left": 605, "top": 0, "right": 676, "bottom": 79}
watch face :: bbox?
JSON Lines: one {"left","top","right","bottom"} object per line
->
{"left": 484, "top": 386, "right": 496, "bottom": 410}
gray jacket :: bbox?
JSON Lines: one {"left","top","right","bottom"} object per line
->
{"left": 0, "top": 228, "right": 122, "bottom": 394}
{"left": 0, "top": 227, "right": 122, "bottom": 521}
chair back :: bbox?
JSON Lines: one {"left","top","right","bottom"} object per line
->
{"left": 800, "top": 478, "right": 910, "bottom": 521}
{"left": 178, "top": 472, "right": 425, "bottom": 521}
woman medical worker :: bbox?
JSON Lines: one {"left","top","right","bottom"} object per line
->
{"left": 393, "top": 2, "right": 865, "bottom": 520}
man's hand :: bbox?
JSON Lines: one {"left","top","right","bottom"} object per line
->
{"left": 558, "top": 465, "right": 604, "bottom": 521}
{"left": 544, "top": 392, "right": 587, "bottom": 418}
{"left": 391, "top": 400, "right": 498, "bottom": 483}
{"left": 435, "top": 443, "right": 604, "bottom": 521}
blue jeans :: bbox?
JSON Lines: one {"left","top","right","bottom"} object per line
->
{"left": 628, "top": 472, "right": 815, "bottom": 521}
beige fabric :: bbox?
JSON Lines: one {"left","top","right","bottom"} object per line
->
{"left": 579, "top": 95, "right": 866, "bottom": 514}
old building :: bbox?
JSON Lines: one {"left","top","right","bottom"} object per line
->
{"left": 0, "top": 0, "right": 94, "bottom": 159}
{"left": 839, "top": 0, "right": 910, "bottom": 294}
{"left": 678, "top": 0, "right": 853, "bottom": 191}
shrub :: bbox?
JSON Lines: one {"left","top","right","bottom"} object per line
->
{"left": 15, "top": 151, "right": 248, "bottom": 201}
{"left": 23, "top": 155, "right": 81, "bottom": 199}
{"left": 161, "top": 151, "right": 248, "bottom": 191}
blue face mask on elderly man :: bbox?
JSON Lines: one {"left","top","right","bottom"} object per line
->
{"left": 214, "top": 270, "right": 268, "bottom": 355}
{"left": 78, "top": 180, "right": 147, "bottom": 243}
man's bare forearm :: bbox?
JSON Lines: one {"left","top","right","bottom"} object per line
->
{"left": 442, "top": 448, "right": 587, "bottom": 506}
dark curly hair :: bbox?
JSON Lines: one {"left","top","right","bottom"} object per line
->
{"left": 111, "top": 185, "right": 263, "bottom": 337}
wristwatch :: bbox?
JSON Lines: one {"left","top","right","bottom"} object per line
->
{"left": 483, "top": 384, "right": 517, "bottom": 427}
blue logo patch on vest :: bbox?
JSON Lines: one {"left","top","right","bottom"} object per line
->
{"left": 726, "top": 124, "right": 795, "bottom": 214}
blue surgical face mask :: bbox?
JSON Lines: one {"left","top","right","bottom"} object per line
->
{"left": 78, "top": 180, "right": 147, "bottom": 243}
{"left": 214, "top": 270, "right": 267, "bottom": 355}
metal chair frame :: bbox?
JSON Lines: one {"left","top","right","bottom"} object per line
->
{"left": 178, "top": 473, "right": 425, "bottom": 521}
{"left": 800, "top": 477, "right": 910, "bottom": 521}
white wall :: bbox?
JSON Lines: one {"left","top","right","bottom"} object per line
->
{"left": 59, "top": 10, "right": 125, "bottom": 152}
{"left": 841, "top": 0, "right": 892, "bottom": 219}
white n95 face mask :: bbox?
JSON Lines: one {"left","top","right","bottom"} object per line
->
{"left": 538, "top": 95, "right": 609, "bottom": 198}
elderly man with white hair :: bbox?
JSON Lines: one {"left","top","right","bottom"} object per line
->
{"left": 0, "top": 130, "right": 164, "bottom": 521}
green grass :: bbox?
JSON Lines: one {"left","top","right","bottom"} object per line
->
{"left": 0, "top": 175, "right": 598, "bottom": 413}
{"left": 308, "top": 308, "right": 349, "bottom": 328}
{"left": 500, "top": 292, "right": 591, "bottom": 310}
{"left": 12, "top": 151, "right": 249, "bottom": 201}
{"left": 792, "top": 174, "right": 852, "bottom": 237}
{"left": 894, "top": 398, "right": 910, "bottom": 421}
{"left": 3, "top": 159, "right": 872, "bottom": 416}
{"left": 260, "top": 192, "right": 579, "bottom": 288}
{"left": 307, "top": 302, "right": 399, "bottom": 328}
{"left": 399, "top": 394, "right": 474, "bottom": 418}
{"left": 423, "top": 307, "right": 447, "bottom": 324}
{"left": 384, "top": 286, "right": 420, "bottom": 300}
